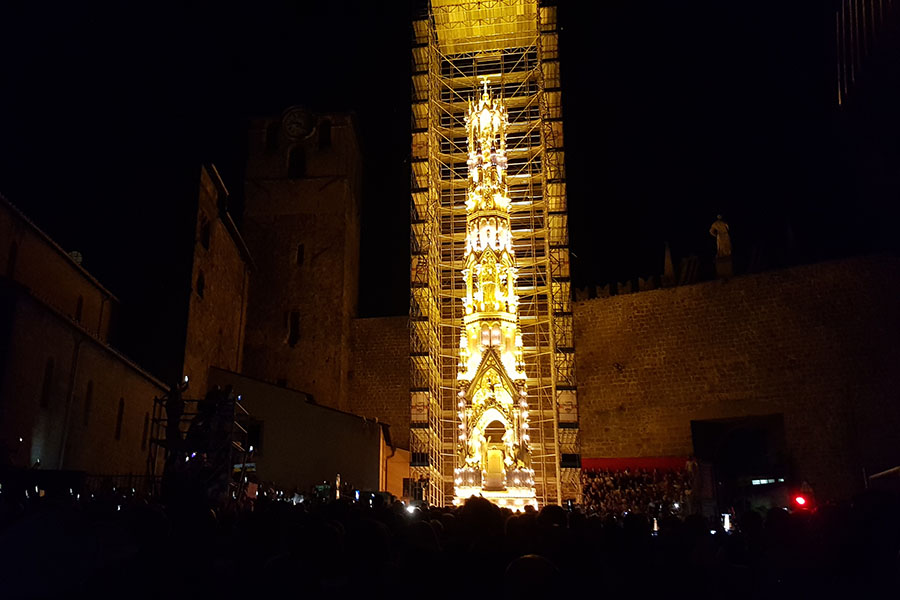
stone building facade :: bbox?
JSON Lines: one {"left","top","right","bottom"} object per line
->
{"left": 181, "top": 165, "right": 253, "bottom": 396}
{"left": 241, "top": 108, "right": 361, "bottom": 412}
{"left": 0, "top": 196, "right": 167, "bottom": 474}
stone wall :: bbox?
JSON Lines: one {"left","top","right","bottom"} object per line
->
{"left": 349, "top": 316, "right": 410, "bottom": 449}
{"left": 573, "top": 257, "right": 900, "bottom": 500}
{"left": 182, "top": 165, "right": 251, "bottom": 396}
{"left": 0, "top": 281, "right": 166, "bottom": 474}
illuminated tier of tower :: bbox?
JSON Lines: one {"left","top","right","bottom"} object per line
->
{"left": 410, "top": 0, "right": 579, "bottom": 508}
{"left": 453, "top": 80, "right": 535, "bottom": 509}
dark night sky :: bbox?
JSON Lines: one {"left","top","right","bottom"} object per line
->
{"left": 1, "top": 1, "right": 897, "bottom": 327}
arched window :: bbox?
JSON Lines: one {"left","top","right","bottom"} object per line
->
{"left": 288, "top": 146, "right": 306, "bottom": 179}
{"left": 83, "top": 381, "right": 93, "bottom": 426}
{"left": 196, "top": 270, "right": 205, "bottom": 298}
{"left": 481, "top": 325, "right": 490, "bottom": 347}
{"left": 491, "top": 325, "right": 502, "bottom": 347}
{"left": 115, "top": 398, "right": 125, "bottom": 441}
{"left": 318, "top": 119, "right": 332, "bottom": 150}
{"left": 7, "top": 241, "right": 18, "bottom": 278}
{"left": 75, "top": 295, "right": 83, "bottom": 323}
{"left": 141, "top": 412, "right": 149, "bottom": 450}
{"left": 40, "top": 358, "right": 54, "bottom": 408}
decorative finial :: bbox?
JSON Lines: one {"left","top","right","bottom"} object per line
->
{"left": 479, "top": 76, "right": 491, "bottom": 99}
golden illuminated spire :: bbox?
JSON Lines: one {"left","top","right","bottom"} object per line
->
{"left": 454, "top": 82, "right": 534, "bottom": 510}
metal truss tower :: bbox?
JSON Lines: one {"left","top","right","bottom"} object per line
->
{"left": 410, "top": 0, "right": 579, "bottom": 508}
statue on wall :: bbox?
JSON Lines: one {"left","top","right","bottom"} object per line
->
{"left": 709, "top": 215, "right": 732, "bottom": 258}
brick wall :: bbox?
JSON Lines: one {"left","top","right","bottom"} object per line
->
{"left": 349, "top": 316, "right": 410, "bottom": 449}
{"left": 574, "top": 257, "right": 900, "bottom": 501}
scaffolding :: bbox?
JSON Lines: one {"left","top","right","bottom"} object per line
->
{"left": 146, "top": 387, "right": 252, "bottom": 505}
{"left": 410, "top": 0, "right": 580, "bottom": 507}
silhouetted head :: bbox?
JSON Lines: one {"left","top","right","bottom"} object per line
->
{"left": 504, "top": 554, "right": 559, "bottom": 598}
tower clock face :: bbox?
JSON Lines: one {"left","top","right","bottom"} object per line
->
{"left": 282, "top": 108, "right": 314, "bottom": 140}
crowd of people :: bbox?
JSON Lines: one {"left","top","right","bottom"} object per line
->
{"left": 582, "top": 467, "right": 694, "bottom": 518}
{"left": 1, "top": 479, "right": 898, "bottom": 599}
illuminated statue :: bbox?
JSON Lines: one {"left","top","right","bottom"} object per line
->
{"left": 454, "top": 81, "right": 535, "bottom": 510}
{"left": 710, "top": 215, "right": 732, "bottom": 258}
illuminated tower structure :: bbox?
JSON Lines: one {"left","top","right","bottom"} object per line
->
{"left": 452, "top": 80, "right": 536, "bottom": 509}
{"left": 410, "top": 0, "right": 579, "bottom": 508}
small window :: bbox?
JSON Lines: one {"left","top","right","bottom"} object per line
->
{"left": 40, "top": 358, "right": 54, "bottom": 408}
{"left": 141, "top": 412, "right": 149, "bottom": 450}
{"left": 287, "top": 310, "right": 301, "bottom": 347}
{"left": 196, "top": 270, "right": 205, "bottom": 298}
{"left": 266, "top": 121, "right": 280, "bottom": 153}
{"left": 288, "top": 147, "right": 306, "bottom": 179}
{"left": 115, "top": 398, "right": 125, "bottom": 441}
{"left": 491, "top": 326, "right": 502, "bottom": 347}
{"left": 83, "top": 381, "right": 93, "bottom": 426}
{"left": 75, "top": 296, "right": 83, "bottom": 323}
{"left": 7, "top": 241, "right": 18, "bottom": 278}
{"left": 318, "top": 119, "right": 332, "bottom": 150}
{"left": 296, "top": 243, "right": 305, "bottom": 266}
{"left": 481, "top": 326, "right": 490, "bottom": 347}
{"left": 198, "top": 214, "right": 211, "bottom": 250}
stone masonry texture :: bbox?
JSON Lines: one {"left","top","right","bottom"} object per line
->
{"left": 242, "top": 113, "right": 360, "bottom": 412}
{"left": 349, "top": 316, "right": 410, "bottom": 450}
{"left": 573, "top": 256, "right": 900, "bottom": 501}
{"left": 181, "top": 166, "right": 250, "bottom": 397}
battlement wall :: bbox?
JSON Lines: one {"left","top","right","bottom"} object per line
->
{"left": 573, "top": 256, "right": 900, "bottom": 500}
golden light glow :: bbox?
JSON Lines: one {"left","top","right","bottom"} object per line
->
{"left": 454, "top": 81, "right": 534, "bottom": 509}
{"left": 431, "top": 0, "right": 538, "bottom": 55}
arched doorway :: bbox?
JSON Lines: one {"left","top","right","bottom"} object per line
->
{"left": 483, "top": 419, "right": 508, "bottom": 490}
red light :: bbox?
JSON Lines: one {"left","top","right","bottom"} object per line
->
{"left": 794, "top": 495, "right": 807, "bottom": 506}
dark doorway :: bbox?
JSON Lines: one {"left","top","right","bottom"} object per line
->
{"left": 484, "top": 420, "right": 506, "bottom": 443}
{"left": 691, "top": 414, "right": 789, "bottom": 516}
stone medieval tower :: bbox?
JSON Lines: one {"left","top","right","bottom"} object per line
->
{"left": 242, "top": 108, "right": 361, "bottom": 412}
{"left": 410, "top": 0, "right": 578, "bottom": 507}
